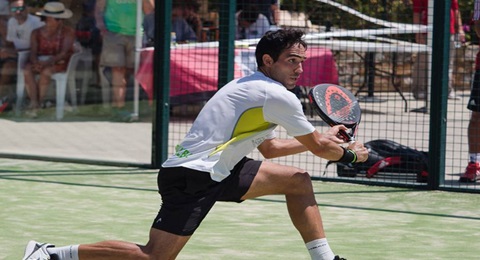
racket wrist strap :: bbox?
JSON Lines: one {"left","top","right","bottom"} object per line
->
{"left": 337, "top": 147, "right": 357, "bottom": 164}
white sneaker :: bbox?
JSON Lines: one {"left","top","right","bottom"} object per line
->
{"left": 448, "top": 92, "right": 461, "bottom": 100}
{"left": 22, "top": 240, "right": 54, "bottom": 260}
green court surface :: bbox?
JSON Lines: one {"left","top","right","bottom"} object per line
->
{"left": 1, "top": 158, "right": 479, "bottom": 260}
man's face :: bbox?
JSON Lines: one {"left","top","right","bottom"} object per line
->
{"left": 266, "top": 43, "right": 306, "bottom": 89}
{"left": 238, "top": 19, "right": 250, "bottom": 29}
{"left": 10, "top": 0, "right": 27, "bottom": 21}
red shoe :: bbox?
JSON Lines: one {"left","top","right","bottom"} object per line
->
{"left": 0, "top": 100, "right": 8, "bottom": 113}
{"left": 459, "top": 162, "right": 480, "bottom": 183}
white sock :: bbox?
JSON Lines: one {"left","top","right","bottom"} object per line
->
{"left": 305, "top": 238, "right": 335, "bottom": 260}
{"left": 469, "top": 153, "right": 480, "bottom": 163}
{"left": 46, "top": 245, "right": 79, "bottom": 260}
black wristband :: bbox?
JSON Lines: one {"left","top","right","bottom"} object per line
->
{"left": 336, "top": 147, "right": 357, "bottom": 164}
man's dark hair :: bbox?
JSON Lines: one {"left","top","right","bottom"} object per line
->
{"left": 173, "top": 0, "right": 200, "bottom": 11}
{"left": 255, "top": 29, "right": 307, "bottom": 67}
{"left": 239, "top": 5, "right": 260, "bottom": 24}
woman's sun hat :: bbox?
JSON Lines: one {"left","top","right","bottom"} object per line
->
{"left": 35, "top": 2, "right": 72, "bottom": 19}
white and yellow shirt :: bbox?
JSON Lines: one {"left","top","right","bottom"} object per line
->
{"left": 162, "top": 72, "right": 315, "bottom": 181}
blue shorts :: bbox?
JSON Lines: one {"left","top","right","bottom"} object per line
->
{"left": 151, "top": 157, "right": 261, "bottom": 236}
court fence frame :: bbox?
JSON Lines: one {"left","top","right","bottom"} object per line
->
{"left": 1, "top": 1, "right": 477, "bottom": 194}
{"left": 152, "top": 0, "right": 479, "bottom": 194}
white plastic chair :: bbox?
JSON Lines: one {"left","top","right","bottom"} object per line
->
{"left": 15, "top": 50, "right": 82, "bottom": 120}
{"left": 51, "top": 51, "right": 81, "bottom": 120}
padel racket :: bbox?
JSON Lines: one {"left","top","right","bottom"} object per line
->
{"left": 308, "top": 83, "right": 361, "bottom": 142}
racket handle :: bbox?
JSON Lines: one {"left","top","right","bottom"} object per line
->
{"left": 339, "top": 130, "right": 354, "bottom": 143}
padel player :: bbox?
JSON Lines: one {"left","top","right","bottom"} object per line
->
{"left": 22, "top": 29, "right": 368, "bottom": 260}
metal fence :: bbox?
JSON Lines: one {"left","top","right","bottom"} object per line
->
{"left": 0, "top": 0, "right": 478, "bottom": 193}
{"left": 155, "top": 0, "right": 479, "bottom": 193}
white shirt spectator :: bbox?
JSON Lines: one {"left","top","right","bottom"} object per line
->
{"left": 235, "top": 10, "right": 272, "bottom": 40}
{"left": 6, "top": 14, "right": 44, "bottom": 50}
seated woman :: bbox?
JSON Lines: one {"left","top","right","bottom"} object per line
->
{"left": 23, "top": 2, "right": 75, "bottom": 117}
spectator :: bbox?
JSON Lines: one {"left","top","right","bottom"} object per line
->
{"left": 460, "top": 0, "right": 480, "bottom": 182}
{"left": 6, "top": 0, "right": 44, "bottom": 51}
{"left": 75, "top": 0, "right": 102, "bottom": 87}
{"left": 183, "top": 0, "right": 202, "bottom": 40}
{"left": 0, "top": 0, "right": 44, "bottom": 112}
{"left": 411, "top": 0, "right": 465, "bottom": 100}
{"left": 236, "top": 5, "right": 272, "bottom": 40}
{"left": 171, "top": 1, "right": 197, "bottom": 42}
{"left": 23, "top": 2, "right": 75, "bottom": 117}
{"left": 143, "top": 1, "right": 197, "bottom": 47}
{"left": 95, "top": 0, "right": 153, "bottom": 121}
{"left": 237, "top": 0, "right": 280, "bottom": 26}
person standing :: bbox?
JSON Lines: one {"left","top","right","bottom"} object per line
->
{"left": 460, "top": 0, "right": 480, "bottom": 182}
{"left": 411, "top": 0, "right": 465, "bottom": 100}
{"left": 95, "top": 0, "right": 153, "bottom": 121}
{"left": 22, "top": 29, "right": 365, "bottom": 260}
{"left": 236, "top": 4, "right": 272, "bottom": 40}
{"left": 237, "top": 0, "right": 280, "bottom": 26}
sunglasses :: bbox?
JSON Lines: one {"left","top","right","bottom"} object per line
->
{"left": 10, "top": 6, "right": 26, "bottom": 12}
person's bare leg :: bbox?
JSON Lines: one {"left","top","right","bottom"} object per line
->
{"left": 469, "top": 111, "right": 480, "bottom": 154}
{"left": 111, "top": 66, "right": 126, "bottom": 108}
{"left": 37, "top": 67, "right": 53, "bottom": 107}
{"left": 241, "top": 161, "right": 325, "bottom": 242}
{"left": 24, "top": 64, "right": 40, "bottom": 109}
{"left": 76, "top": 228, "right": 191, "bottom": 260}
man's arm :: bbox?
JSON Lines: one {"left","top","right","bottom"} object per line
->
{"left": 95, "top": 0, "right": 107, "bottom": 34}
{"left": 257, "top": 125, "right": 368, "bottom": 162}
{"left": 143, "top": 0, "right": 154, "bottom": 15}
{"left": 257, "top": 137, "right": 308, "bottom": 159}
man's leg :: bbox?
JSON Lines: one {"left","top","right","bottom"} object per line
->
{"left": 460, "top": 68, "right": 480, "bottom": 182}
{"left": 111, "top": 66, "right": 127, "bottom": 108}
{"left": 468, "top": 111, "right": 480, "bottom": 156}
{"left": 25, "top": 228, "right": 191, "bottom": 260}
{"left": 37, "top": 67, "right": 54, "bottom": 107}
{"left": 412, "top": 51, "right": 428, "bottom": 100}
{"left": 23, "top": 64, "right": 40, "bottom": 109}
{"left": 240, "top": 161, "right": 336, "bottom": 260}
{"left": 78, "top": 228, "right": 190, "bottom": 260}
{"left": 241, "top": 161, "right": 324, "bottom": 241}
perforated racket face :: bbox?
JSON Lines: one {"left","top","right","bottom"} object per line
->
{"left": 308, "top": 84, "right": 361, "bottom": 128}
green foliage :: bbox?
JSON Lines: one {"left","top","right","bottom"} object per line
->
{"left": 25, "top": 0, "right": 48, "bottom": 8}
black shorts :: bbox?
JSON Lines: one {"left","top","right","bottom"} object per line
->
{"left": 468, "top": 69, "right": 480, "bottom": 112}
{"left": 151, "top": 157, "right": 261, "bottom": 236}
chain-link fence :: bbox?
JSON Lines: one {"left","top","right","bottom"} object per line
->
{"left": 0, "top": 0, "right": 478, "bottom": 192}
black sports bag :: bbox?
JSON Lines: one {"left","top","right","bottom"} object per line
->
{"left": 327, "top": 139, "right": 429, "bottom": 182}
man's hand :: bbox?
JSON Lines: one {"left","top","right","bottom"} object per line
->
{"left": 323, "top": 125, "right": 349, "bottom": 144}
{"left": 347, "top": 142, "right": 369, "bottom": 163}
